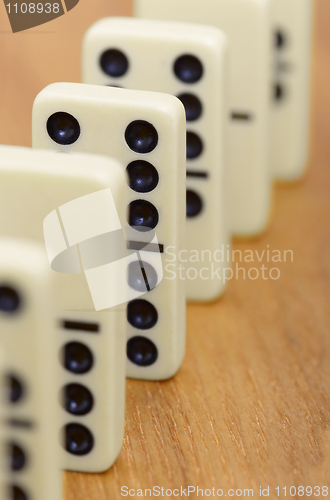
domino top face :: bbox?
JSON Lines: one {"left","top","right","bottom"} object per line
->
{"left": 0, "top": 146, "right": 125, "bottom": 254}
{"left": 135, "top": 0, "right": 273, "bottom": 235}
{"left": 0, "top": 146, "right": 127, "bottom": 472}
{"left": 32, "top": 83, "right": 187, "bottom": 381}
{"left": 82, "top": 17, "right": 230, "bottom": 302}
{"left": 271, "top": 0, "right": 313, "bottom": 179}
{"left": 0, "top": 238, "right": 61, "bottom": 500}
{"left": 83, "top": 17, "right": 227, "bottom": 89}
{"left": 32, "top": 83, "right": 186, "bottom": 249}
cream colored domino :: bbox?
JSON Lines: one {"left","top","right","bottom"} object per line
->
{"left": 0, "top": 146, "right": 126, "bottom": 472}
{"left": 0, "top": 238, "right": 61, "bottom": 500}
{"left": 135, "top": 0, "right": 273, "bottom": 236}
{"left": 82, "top": 17, "right": 230, "bottom": 302}
{"left": 32, "top": 83, "right": 186, "bottom": 380}
{"left": 271, "top": 0, "right": 313, "bottom": 180}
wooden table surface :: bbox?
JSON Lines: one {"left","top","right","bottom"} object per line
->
{"left": 1, "top": 0, "right": 329, "bottom": 498}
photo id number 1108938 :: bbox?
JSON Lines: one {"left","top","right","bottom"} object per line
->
{"left": 275, "top": 486, "right": 329, "bottom": 496}
{"left": 5, "top": 3, "right": 60, "bottom": 14}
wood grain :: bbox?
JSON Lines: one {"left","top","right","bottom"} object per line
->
{"left": 1, "top": 0, "right": 329, "bottom": 497}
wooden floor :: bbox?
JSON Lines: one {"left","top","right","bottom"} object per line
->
{"left": 1, "top": 0, "right": 330, "bottom": 497}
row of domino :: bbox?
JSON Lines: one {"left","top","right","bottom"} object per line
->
{"left": 0, "top": 137, "right": 181, "bottom": 495}
{"left": 0, "top": 0, "right": 312, "bottom": 497}
{"left": 85, "top": 0, "right": 312, "bottom": 301}
{"left": 0, "top": 79, "right": 187, "bottom": 494}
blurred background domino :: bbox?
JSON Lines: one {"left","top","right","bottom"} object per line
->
{"left": 82, "top": 17, "right": 230, "bottom": 302}
{"left": 271, "top": 0, "right": 313, "bottom": 180}
{"left": 135, "top": 0, "right": 274, "bottom": 237}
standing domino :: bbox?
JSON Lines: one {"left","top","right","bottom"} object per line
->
{"left": 0, "top": 146, "right": 126, "bottom": 472}
{"left": 135, "top": 0, "right": 273, "bottom": 236}
{"left": 82, "top": 17, "right": 230, "bottom": 302}
{"left": 0, "top": 238, "right": 61, "bottom": 500}
{"left": 32, "top": 83, "right": 186, "bottom": 380}
{"left": 271, "top": 0, "right": 313, "bottom": 180}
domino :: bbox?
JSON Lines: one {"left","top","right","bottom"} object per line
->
{"left": 0, "top": 238, "right": 61, "bottom": 500}
{"left": 271, "top": 0, "right": 313, "bottom": 180}
{"left": 32, "top": 83, "right": 186, "bottom": 380}
{"left": 82, "top": 16, "right": 230, "bottom": 302}
{"left": 135, "top": 0, "right": 274, "bottom": 236}
{"left": 0, "top": 146, "right": 127, "bottom": 472}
